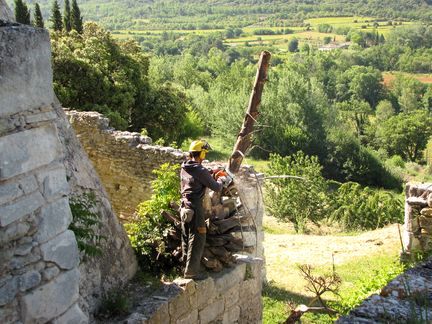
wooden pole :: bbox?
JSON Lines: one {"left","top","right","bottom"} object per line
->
{"left": 228, "top": 51, "right": 271, "bottom": 174}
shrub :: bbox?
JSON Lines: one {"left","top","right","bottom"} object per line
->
{"left": 125, "top": 163, "right": 181, "bottom": 273}
{"left": 329, "top": 182, "right": 404, "bottom": 231}
{"left": 265, "top": 152, "right": 329, "bottom": 233}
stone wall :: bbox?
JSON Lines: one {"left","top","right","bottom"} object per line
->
{"left": 67, "top": 110, "right": 185, "bottom": 219}
{"left": 403, "top": 183, "right": 432, "bottom": 255}
{"left": 0, "top": 21, "right": 138, "bottom": 323}
{"left": 123, "top": 257, "right": 263, "bottom": 324}
{"left": 338, "top": 258, "right": 432, "bottom": 323}
{"left": 0, "top": 0, "right": 14, "bottom": 21}
{"left": 0, "top": 24, "right": 86, "bottom": 323}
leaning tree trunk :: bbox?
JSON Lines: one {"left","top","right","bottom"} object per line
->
{"left": 228, "top": 50, "right": 271, "bottom": 174}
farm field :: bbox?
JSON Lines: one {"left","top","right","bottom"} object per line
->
{"left": 383, "top": 72, "right": 432, "bottom": 86}
{"left": 111, "top": 16, "right": 416, "bottom": 50}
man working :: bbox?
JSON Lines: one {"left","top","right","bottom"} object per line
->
{"left": 180, "top": 140, "right": 231, "bottom": 280}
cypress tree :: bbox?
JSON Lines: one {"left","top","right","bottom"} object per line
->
{"left": 14, "top": 0, "right": 31, "bottom": 25}
{"left": 63, "top": 0, "right": 71, "bottom": 32}
{"left": 33, "top": 3, "right": 44, "bottom": 28}
{"left": 71, "top": 0, "right": 83, "bottom": 33}
{"left": 50, "top": 0, "right": 63, "bottom": 32}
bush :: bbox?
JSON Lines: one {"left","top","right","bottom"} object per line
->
{"left": 126, "top": 163, "right": 181, "bottom": 273}
{"left": 265, "top": 152, "right": 329, "bottom": 233}
{"left": 329, "top": 182, "right": 404, "bottom": 231}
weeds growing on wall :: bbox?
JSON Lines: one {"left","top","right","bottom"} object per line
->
{"left": 69, "top": 191, "right": 105, "bottom": 258}
{"left": 126, "top": 163, "right": 181, "bottom": 274}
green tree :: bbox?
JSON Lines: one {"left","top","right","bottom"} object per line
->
{"left": 288, "top": 38, "right": 299, "bottom": 52}
{"left": 336, "top": 99, "right": 372, "bottom": 138}
{"left": 376, "top": 110, "right": 432, "bottom": 162}
{"left": 336, "top": 66, "right": 384, "bottom": 108}
{"left": 50, "top": 0, "right": 62, "bottom": 32}
{"left": 71, "top": 0, "right": 83, "bottom": 33}
{"left": 375, "top": 100, "right": 395, "bottom": 122}
{"left": 63, "top": 0, "right": 71, "bottom": 32}
{"left": 33, "top": 3, "right": 44, "bottom": 28}
{"left": 265, "top": 152, "right": 329, "bottom": 233}
{"left": 14, "top": 0, "right": 30, "bottom": 25}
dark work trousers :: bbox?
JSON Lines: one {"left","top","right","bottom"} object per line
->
{"left": 181, "top": 198, "right": 206, "bottom": 276}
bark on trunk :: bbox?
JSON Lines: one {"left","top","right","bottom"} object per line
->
{"left": 228, "top": 50, "right": 271, "bottom": 174}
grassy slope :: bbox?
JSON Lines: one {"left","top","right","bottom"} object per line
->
{"left": 262, "top": 217, "right": 404, "bottom": 323}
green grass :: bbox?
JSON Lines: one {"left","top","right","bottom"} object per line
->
{"left": 263, "top": 251, "right": 405, "bottom": 323}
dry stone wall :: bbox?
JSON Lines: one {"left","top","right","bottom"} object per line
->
{"left": 67, "top": 111, "right": 185, "bottom": 219}
{"left": 0, "top": 24, "right": 86, "bottom": 323}
{"left": 403, "top": 183, "right": 432, "bottom": 255}
{"left": 338, "top": 258, "right": 432, "bottom": 323}
{"left": 122, "top": 257, "right": 263, "bottom": 324}
{"left": 0, "top": 20, "right": 137, "bottom": 323}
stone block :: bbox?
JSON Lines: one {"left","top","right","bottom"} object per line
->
{"left": 41, "top": 230, "right": 79, "bottom": 270}
{"left": 199, "top": 298, "right": 224, "bottom": 324}
{"left": 0, "top": 0, "right": 14, "bottom": 21}
{"left": 20, "top": 268, "right": 80, "bottom": 324}
{"left": 19, "top": 176, "right": 39, "bottom": 195}
{"left": 144, "top": 301, "right": 169, "bottom": 324}
{"left": 223, "top": 285, "right": 240, "bottom": 309}
{"left": 195, "top": 277, "right": 216, "bottom": 310}
{"left": 0, "top": 180, "right": 22, "bottom": 205}
{"left": 0, "top": 220, "right": 31, "bottom": 245}
{"left": 239, "top": 278, "right": 261, "bottom": 302}
{"left": 35, "top": 198, "right": 73, "bottom": 243}
{"left": 52, "top": 303, "right": 88, "bottom": 324}
{"left": 0, "top": 125, "right": 63, "bottom": 180}
{"left": 223, "top": 305, "right": 240, "bottom": 324}
{"left": 14, "top": 242, "right": 33, "bottom": 256}
{"left": 428, "top": 193, "right": 432, "bottom": 207}
{"left": 407, "top": 197, "right": 428, "bottom": 208}
{"left": 25, "top": 110, "right": 57, "bottom": 124}
{"left": 0, "top": 276, "right": 18, "bottom": 306}
{"left": 43, "top": 265, "right": 60, "bottom": 281}
{"left": 168, "top": 289, "right": 191, "bottom": 319}
{"left": 213, "top": 264, "right": 246, "bottom": 294}
{"left": 0, "top": 191, "right": 44, "bottom": 227}
{"left": 18, "top": 270, "right": 41, "bottom": 292}
{"left": 176, "top": 309, "right": 198, "bottom": 324}
{"left": 421, "top": 208, "right": 432, "bottom": 218}
{"left": 10, "top": 250, "right": 41, "bottom": 271}
{"left": 37, "top": 166, "right": 69, "bottom": 200}
{"left": 0, "top": 26, "right": 54, "bottom": 117}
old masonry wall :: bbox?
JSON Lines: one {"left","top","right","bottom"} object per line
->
{"left": 0, "top": 24, "right": 86, "bottom": 323}
{"left": 68, "top": 111, "right": 266, "bottom": 323}
{"left": 0, "top": 19, "right": 137, "bottom": 323}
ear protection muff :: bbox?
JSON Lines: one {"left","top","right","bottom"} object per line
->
{"left": 200, "top": 150, "right": 206, "bottom": 159}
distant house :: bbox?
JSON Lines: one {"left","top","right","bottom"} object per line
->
{"left": 318, "top": 42, "right": 352, "bottom": 51}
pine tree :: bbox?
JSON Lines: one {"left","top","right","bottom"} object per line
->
{"left": 71, "top": 0, "right": 83, "bottom": 33}
{"left": 14, "top": 0, "right": 30, "bottom": 25}
{"left": 63, "top": 0, "right": 71, "bottom": 32}
{"left": 50, "top": 0, "right": 63, "bottom": 32}
{"left": 33, "top": 3, "right": 44, "bottom": 28}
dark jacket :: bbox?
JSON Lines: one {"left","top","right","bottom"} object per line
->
{"left": 180, "top": 160, "right": 223, "bottom": 202}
